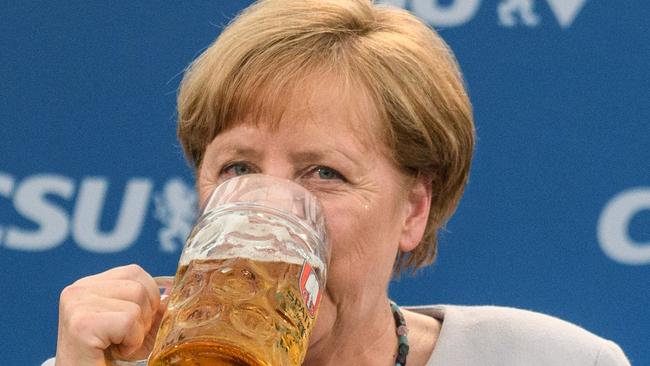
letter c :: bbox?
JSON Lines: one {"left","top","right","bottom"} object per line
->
{"left": 597, "top": 187, "right": 650, "bottom": 265}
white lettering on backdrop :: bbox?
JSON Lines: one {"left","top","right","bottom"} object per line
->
{"left": 598, "top": 188, "right": 650, "bottom": 265}
{"left": 0, "top": 173, "right": 195, "bottom": 254}
{"left": 378, "top": 0, "right": 588, "bottom": 28}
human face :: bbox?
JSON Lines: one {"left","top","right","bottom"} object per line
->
{"left": 196, "top": 78, "right": 426, "bottom": 344}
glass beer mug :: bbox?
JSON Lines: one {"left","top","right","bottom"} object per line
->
{"left": 146, "top": 174, "right": 329, "bottom": 366}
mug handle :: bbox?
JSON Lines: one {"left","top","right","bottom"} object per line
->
{"left": 105, "top": 276, "right": 174, "bottom": 366}
{"left": 154, "top": 275, "right": 174, "bottom": 302}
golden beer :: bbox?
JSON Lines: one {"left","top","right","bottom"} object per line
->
{"left": 148, "top": 257, "right": 320, "bottom": 366}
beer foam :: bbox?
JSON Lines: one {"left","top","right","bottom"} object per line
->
{"left": 179, "top": 209, "right": 326, "bottom": 271}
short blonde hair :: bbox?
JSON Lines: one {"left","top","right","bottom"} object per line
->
{"left": 177, "top": 0, "right": 475, "bottom": 274}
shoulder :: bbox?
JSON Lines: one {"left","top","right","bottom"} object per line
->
{"left": 406, "top": 305, "right": 630, "bottom": 366}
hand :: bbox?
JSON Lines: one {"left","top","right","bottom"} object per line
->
{"left": 55, "top": 264, "right": 161, "bottom": 366}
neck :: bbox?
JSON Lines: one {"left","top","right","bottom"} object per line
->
{"left": 302, "top": 296, "right": 397, "bottom": 366}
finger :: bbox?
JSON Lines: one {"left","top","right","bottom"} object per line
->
{"left": 76, "top": 264, "right": 160, "bottom": 315}
{"left": 61, "top": 279, "right": 158, "bottom": 332}
{"left": 61, "top": 298, "right": 148, "bottom": 359}
{"left": 102, "top": 309, "right": 148, "bottom": 358}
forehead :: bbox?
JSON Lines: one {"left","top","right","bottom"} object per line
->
{"left": 229, "top": 72, "right": 384, "bottom": 152}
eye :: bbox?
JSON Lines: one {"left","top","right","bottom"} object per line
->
{"left": 221, "top": 162, "right": 256, "bottom": 179}
{"left": 310, "top": 166, "right": 345, "bottom": 181}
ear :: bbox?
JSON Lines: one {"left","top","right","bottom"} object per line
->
{"left": 399, "top": 177, "right": 432, "bottom": 252}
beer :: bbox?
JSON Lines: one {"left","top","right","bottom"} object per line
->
{"left": 148, "top": 257, "right": 321, "bottom": 366}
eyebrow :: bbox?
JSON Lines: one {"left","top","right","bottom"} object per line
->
{"left": 289, "top": 150, "right": 327, "bottom": 164}
{"left": 217, "top": 146, "right": 263, "bottom": 160}
{"left": 214, "top": 143, "right": 363, "bottom": 170}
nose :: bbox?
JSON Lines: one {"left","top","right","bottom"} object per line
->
{"left": 257, "top": 158, "right": 296, "bottom": 182}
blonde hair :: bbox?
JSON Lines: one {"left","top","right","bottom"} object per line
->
{"left": 177, "top": 0, "right": 475, "bottom": 274}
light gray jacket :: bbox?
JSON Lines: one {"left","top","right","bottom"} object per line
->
{"left": 409, "top": 305, "right": 630, "bottom": 366}
{"left": 44, "top": 305, "right": 630, "bottom": 365}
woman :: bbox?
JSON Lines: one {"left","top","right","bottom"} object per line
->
{"left": 49, "top": 0, "right": 630, "bottom": 365}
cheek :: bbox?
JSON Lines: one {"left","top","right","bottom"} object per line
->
{"left": 319, "top": 202, "right": 350, "bottom": 257}
{"left": 316, "top": 197, "right": 403, "bottom": 303}
{"left": 196, "top": 170, "right": 216, "bottom": 206}
{"left": 319, "top": 197, "right": 401, "bottom": 268}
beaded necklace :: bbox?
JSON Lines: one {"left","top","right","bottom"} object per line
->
{"left": 390, "top": 300, "right": 410, "bottom": 366}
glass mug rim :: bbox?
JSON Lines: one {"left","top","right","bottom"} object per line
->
{"left": 199, "top": 174, "right": 327, "bottom": 245}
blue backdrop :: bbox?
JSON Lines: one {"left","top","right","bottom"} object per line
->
{"left": 1, "top": 1, "right": 648, "bottom": 364}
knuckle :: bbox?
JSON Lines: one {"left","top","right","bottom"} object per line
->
{"left": 122, "top": 303, "right": 142, "bottom": 328}
{"left": 127, "top": 300, "right": 143, "bottom": 317}
{"left": 65, "top": 312, "right": 110, "bottom": 350}
{"left": 66, "top": 311, "right": 90, "bottom": 335}
{"left": 124, "top": 280, "right": 150, "bottom": 307}
{"left": 121, "top": 263, "right": 146, "bottom": 277}
{"left": 135, "top": 281, "right": 151, "bottom": 306}
{"left": 59, "top": 285, "right": 77, "bottom": 302}
{"left": 59, "top": 284, "right": 84, "bottom": 310}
